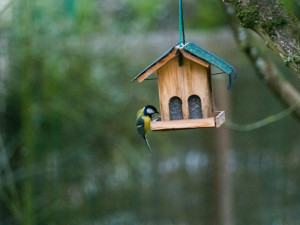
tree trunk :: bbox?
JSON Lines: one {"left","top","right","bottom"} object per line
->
{"left": 210, "top": 78, "right": 234, "bottom": 225}
{"left": 21, "top": 1, "right": 36, "bottom": 224}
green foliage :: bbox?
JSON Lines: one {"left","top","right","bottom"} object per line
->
{"left": 280, "top": 0, "right": 300, "bottom": 18}
{"left": 191, "top": 0, "right": 227, "bottom": 29}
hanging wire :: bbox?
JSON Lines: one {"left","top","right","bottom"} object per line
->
{"left": 225, "top": 99, "right": 300, "bottom": 132}
{"left": 144, "top": 78, "right": 158, "bottom": 81}
{"left": 212, "top": 72, "right": 226, "bottom": 75}
{"left": 178, "top": 0, "right": 185, "bottom": 46}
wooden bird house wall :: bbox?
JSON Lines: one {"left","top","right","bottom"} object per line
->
{"left": 157, "top": 55, "right": 214, "bottom": 121}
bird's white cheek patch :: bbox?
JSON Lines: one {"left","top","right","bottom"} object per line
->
{"left": 147, "top": 108, "right": 155, "bottom": 114}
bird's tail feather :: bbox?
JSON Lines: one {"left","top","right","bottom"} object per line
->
{"left": 144, "top": 136, "right": 152, "bottom": 154}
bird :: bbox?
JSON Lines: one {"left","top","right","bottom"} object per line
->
{"left": 136, "top": 105, "right": 159, "bottom": 153}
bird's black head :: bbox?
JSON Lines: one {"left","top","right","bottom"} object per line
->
{"left": 144, "top": 105, "right": 159, "bottom": 118}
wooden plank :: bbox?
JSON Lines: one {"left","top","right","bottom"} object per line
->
{"left": 151, "top": 111, "right": 225, "bottom": 131}
{"left": 157, "top": 57, "right": 180, "bottom": 120}
{"left": 181, "top": 50, "right": 210, "bottom": 68}
{"left": 189, "top": 61, "right": 213, "bottom": 118}
{"left": 151, "top": 118, "right": 216, "bottom": 131}
{"left": 215, "top": 111, "right": 225, "bottom": 128}
{"left": 137, "top": 50, "right": 177, "bottom": 83}
{"left": 177, "top": 57, "right": 190, "bottom": 119}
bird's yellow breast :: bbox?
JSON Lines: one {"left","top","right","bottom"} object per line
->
{"left": 142, "top": 116, "right": 151, "bottom": 133}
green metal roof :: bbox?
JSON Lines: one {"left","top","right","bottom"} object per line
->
{"left": 184, "top": 43, "right": 234, "bottom": 75}
{"left": 131, "top": 42, "right": 237, "bottom": 89}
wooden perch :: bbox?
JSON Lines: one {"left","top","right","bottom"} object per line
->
{"left": 224, "top": 0, "right": 300, "bottom": 74}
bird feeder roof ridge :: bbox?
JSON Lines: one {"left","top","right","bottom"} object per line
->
{"left": 131, "top": 42, "right": 236, "bottom": 89}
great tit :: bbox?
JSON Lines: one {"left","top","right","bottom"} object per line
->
{"left": 136, "top": 105, "right": 159, "bottom": 153}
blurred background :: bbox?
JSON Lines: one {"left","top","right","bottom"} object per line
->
{"left": 0, "top": 0, "right": 300, "bottom": 224}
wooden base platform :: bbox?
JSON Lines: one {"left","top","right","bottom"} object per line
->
{"left": 151, "top": 111, "right": 225, "bottom": 131}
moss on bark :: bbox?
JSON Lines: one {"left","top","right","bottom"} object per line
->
{"left": 229, "top": 0, "right": 300, "bottom": 73}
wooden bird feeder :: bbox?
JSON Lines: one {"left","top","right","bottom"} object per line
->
{"left": 131, "top": 0, "right": 236, "bottom": 131}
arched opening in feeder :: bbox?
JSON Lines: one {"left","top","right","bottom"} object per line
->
{"left": 188, "top": 95, "right": 202, "bottom": 119}
{"left": 169, "top": 96, "right": 183, "bottom": 120}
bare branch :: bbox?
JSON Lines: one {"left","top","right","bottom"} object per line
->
{"left": 224, "top": 4, "right": 300, "bottom": 120}
{"left": 225, "top": 0, "right": 300, "bottom": 74}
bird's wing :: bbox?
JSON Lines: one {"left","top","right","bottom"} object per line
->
{"left": 136, "top": 108, "right": 144, "bottom": 120}
{"left": 136, "top": 116, "right": 152, "bottom": 153}
{"left": 136, "top": 116, "right": 145, "bottom": 138}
